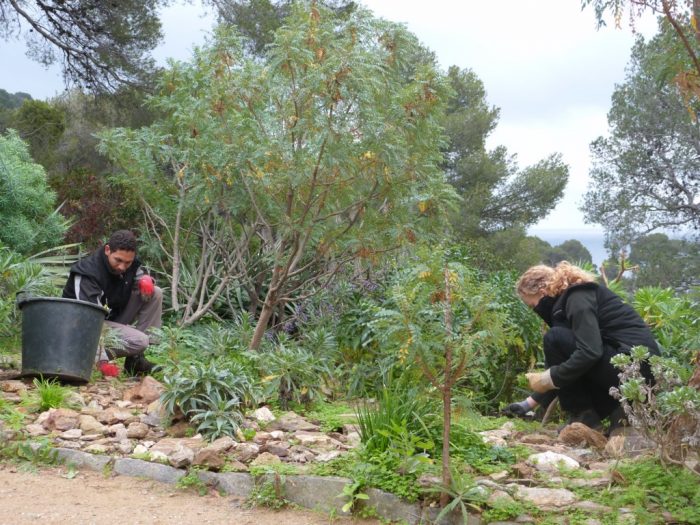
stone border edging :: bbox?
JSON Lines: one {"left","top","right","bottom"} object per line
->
{"left": 55, "top": 448, "right": 478, "bottom": 525}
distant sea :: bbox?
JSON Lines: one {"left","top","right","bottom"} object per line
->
{"left": 529, "top": 229, "right": 608, "bottom": 267}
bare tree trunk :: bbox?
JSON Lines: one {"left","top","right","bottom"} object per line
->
{"left": 250, "top": 264, "right": 283, "bottom": 350}
{"left": 440, "top": 265, "right": 453, "bottom": 508}
{"left": 250, "top": 289, "right": 277, "bottom": 350}
{"left": 171, "top": 168, "right": 187, "bottom": 311}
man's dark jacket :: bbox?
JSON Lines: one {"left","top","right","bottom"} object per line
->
{"left": 541, "top": 282, "right": 659, "bottom": 387}
{"left": 62, "top": 248, "right": 141, "bottom": 321}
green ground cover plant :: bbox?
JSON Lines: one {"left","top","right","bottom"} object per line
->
{"left": 305, "top": 401, "right": 356, "bottom": 433}
{"left": 596, "top": 459, "right": 700, "bottom": 524}
{"left": 176, "top": 468, "right": 210, "bottom": 495}
{"left": 0, "top": 397, "right": 25, "bottom": 430}
{"left": 0, "top": 438, "right": 59, "bottom": 472}
{"left": 26, "top": 376, "right": 75, "bottom": 412}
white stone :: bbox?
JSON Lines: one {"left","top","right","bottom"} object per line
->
{"left": 132, "top": 444, "right": 149, "bottom": 456}
{"left": 527, "top": 451, "right": 580, "bottom": 472}
{"left": 345, "top": 432, "right": 361, "bottom": 447}
{"left": 126, "top": 422, "right": 149, "bottom": 439}
{"left": 252, "top": 407, "right": 276, "bottom": 423}
{"left": 269, "top": 430, "right": 285, "bottom": 440}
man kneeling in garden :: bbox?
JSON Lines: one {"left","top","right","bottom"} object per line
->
{"left": 62, "top": 230, "right": 161, "bottom": 376}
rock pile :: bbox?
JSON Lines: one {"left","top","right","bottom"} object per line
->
{"left": 1, "top": 377, "right": 359, "bottom": 472}
{"left": 0, "top": 376, "right": 684, "bottom": 524}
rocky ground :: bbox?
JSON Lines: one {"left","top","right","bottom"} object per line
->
{"left": 0, "top": 374, "right": 691, "bottom": 524}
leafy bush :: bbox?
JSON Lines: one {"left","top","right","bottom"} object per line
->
{"left": 149, "top": 318, "right": 258, "bottom": 364}
{"left": 256, "top": 335, "right": 334, "bottom": 409}
{"left": 160, "top": 358, "right": 260, "bottom": 440}
{"left": 0, "top": 130, "right": 69, "bottom": 254}
{"left": 633, "top": 286, "right": 700, "bottom": 363}
{"left": 356, "top": 382, "right": 440, "bottom": 457}
{"left": 610, "top": 346, "right": 700, "bottom": 466}
{"left": 0, "top": 242, "right": 78, "bottom": 350}
{"left": 423, "top": 468, "right": 487, "bottom": 524}
{"left": 479, "top": 270, "right": 544, "bottom": 406}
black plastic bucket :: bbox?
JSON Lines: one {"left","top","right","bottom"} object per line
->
{"left": 18, "top": 297, "right": 107, "bottom": 383}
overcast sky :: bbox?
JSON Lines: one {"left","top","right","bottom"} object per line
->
{"left": 1, "top": 0, "right": 657, "bottom": 234}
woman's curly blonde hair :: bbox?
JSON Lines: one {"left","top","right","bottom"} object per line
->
{"left": 516, "top": 261, "right": 596, "bottom": 299}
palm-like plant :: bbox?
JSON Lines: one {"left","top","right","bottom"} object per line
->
{"left": 257, "top": 337, "right": 333, "bottom": 409}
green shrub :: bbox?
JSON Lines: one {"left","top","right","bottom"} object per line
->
{"left": 610, "top": 347, "right": 699, "bottom": 465}
{"left": 0, "top": 130, "right": 69, "bottom": 254}
{"left": 355, "top": 382, "right": 440, "bottom": 457}
{"left": 633, "top": 286, "right": 700, "bottom": 363}
{"left": 0, "top": 243, "right": 70, "bottom": 342}
{"left": 160, "top": 358, "right": 259, "bottom": 440}
{"left": 256, "top": 335, "right": 333, "bottom": 409}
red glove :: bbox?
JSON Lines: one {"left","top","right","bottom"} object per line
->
{"left": 138, "top": 275, "right": 155, "bottom": 299}
{"left": 99, "top": 361, "right": 120, "bottom": 378}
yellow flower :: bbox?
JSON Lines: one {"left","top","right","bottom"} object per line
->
{"left": 418, "top": 270, "right": 431, "bottom": 280}
{"left": 362, "top": 151, "right": 375, "bottom": 160}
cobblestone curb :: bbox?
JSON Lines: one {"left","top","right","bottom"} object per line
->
{"left": 54, "top": 448, "right": 480, "bottom": 524}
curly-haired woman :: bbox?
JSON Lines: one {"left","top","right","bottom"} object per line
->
{"left": 510, "top": 262, "right": 658, "bottom": 433}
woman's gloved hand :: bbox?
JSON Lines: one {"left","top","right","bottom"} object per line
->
{"left": 526, "top": 369, "right": 556, "bottom": 393}
{"left": 504, "top": 400, "right": 532, "bottom": 417}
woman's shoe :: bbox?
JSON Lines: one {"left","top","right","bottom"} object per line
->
{"left": 559, "top": 408, "right": 603, "bottom": 433}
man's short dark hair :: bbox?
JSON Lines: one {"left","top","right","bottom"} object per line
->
{"left": 106, "top": 230, "right": 137, "bottom": 252}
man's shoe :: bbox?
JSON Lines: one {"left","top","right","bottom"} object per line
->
{"left": 124, "top": 354, "right": 156, "bottom": 376}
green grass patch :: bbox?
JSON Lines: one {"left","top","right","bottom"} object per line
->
{"left": 22, "top": 376, "right": 75, "bottom": 412}
{"left": 305, "top": 400, "right": 356, "bottom": 432}
{"left": 310, "top": 451, "right": 426, "bottom": 502}
{"left": 176, "top": 469, "right": 209, "bottom": 495}
{"left": 249, "top": 462, "right": 299, "bottom": 477}
{"left": 575, "top": 458, "right": 700, "bottom": 524}
{"left": 0, "top": 397, "right": 26, "bottom": 430}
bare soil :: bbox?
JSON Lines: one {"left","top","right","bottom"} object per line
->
{"left": 0, "top": 464, "right": 379, "bottom": 525}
